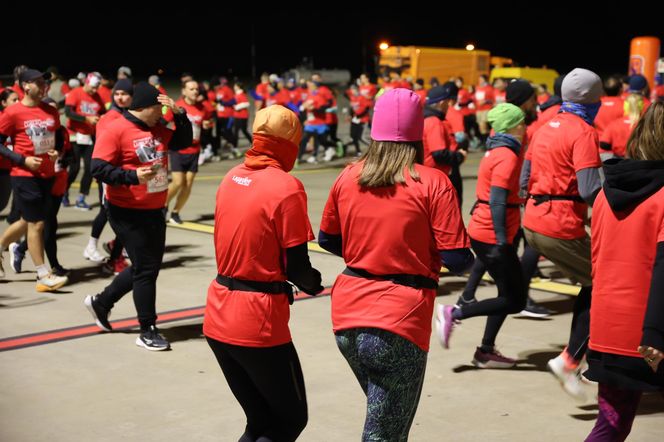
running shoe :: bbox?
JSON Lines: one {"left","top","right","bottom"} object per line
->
{"left": 547, "top": 352, "right": 587, "bottom": 402}
{"left": 36, "top": 273, "right": 68, "bottom": 292}
{"left": 61, "top": 194, "right": 71, "bottom": 207}
{"left": 52, "top": 265, "right": 71, "bottom": 277}
{"left": 83, "top": 245, "right": 106, "bottom": 263}
{"left": 520, "top": 298, "right": 553, "bottom": 318}
{"left": 169, "top": 212, "right": 183, "bottom": 225}
{"left": 435, "top": 304, "right": 458, "bottom": 349}
{"left": 75, "top": 197, "right": 92, "bottom": 211}
{"left": 136, "top": 326, "right": 171, "bottom": 351}
{"left": 84, "top": 294, "right": 112, "bottom": 332}
{"left": 9, "top": 242, "right": 24, "bottom": 273}
{"left": 472, "top": 347, "right": 516, "bottom": 369}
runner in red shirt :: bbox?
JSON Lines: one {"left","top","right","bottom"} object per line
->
{"left": 528, "top": 75, "right": 565, "bottom": 137}
{"left": 599, "top": 93, "right": 644, "bottom": 159}
{"left": 84, "top": 79, "right": 134, "bottom": 272}
{"left": 232, "top": 82, "right": 252, "bottom": 150}
{"left": 204, "top": 105, "right": 322, "bottom": 441}
{"left": 438, "top": 103, "right": 527, "bottom": 368}
{"left": 594, "top": 75, "right": 624, "bottom": 139}
{"left": 164, "top": 79, "right": 213, "bottom": 225}
{"left": 0, "top": 89, "right": 19, "bottom": 212}
{"left": 97, "top": 75, "right": 113, "bottom": 109}
{"left": 85, "top": 82, "right": 192, "bottom": 351}
{"left": 213, "top": 77, "right": 235, "bottom": 156}
{"left": 343, "top": 84, "right": 372, "bottom": 156}
{"left": 522, "top": 68, "right": 604, "bottom": 401}
{"left": 0, "top": 69, "right": 68, "bottom": 291}
{"left": 585, "top": 102, "right": 664, "bottom": 440}
{"left": 298, "top": 80, "right": 330, "bottom": 164}
{"left": 254, "top": 73, "right": 270, "bottom": 110}
{"left": 423, "top": 82, "right": 466, "bottom": 205}
{"left": 413, "top": 78, "right": 427, "bottom": 107}
{"left": 319, "top": 89, "right": 472, "bottom": 440}
{"left": 474, "top": 74, "right": 495, "bottom": 145}
{"left": 359, "top": 73, "right": 377, "bottom": 100}
{"left": 64, "top": 72, "right": 106, "bottom": 209}
{"left": 493, "top": 78, "right": 507, "bottom": 104}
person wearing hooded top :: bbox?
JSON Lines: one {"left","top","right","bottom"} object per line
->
{"left": 204, "top": 105, "right": 323, "bottom": 442}
{"left": 583, "top": 101, "right": 664, "bottom": 441}
{"left": 522, "top": 68, "right": 604, "bottom": 401}
{"left": 319, "top": 89, "right": 473, "bottom": 440}
{"left": 594, "top": 75, "right": 624, "bottom": 139}
{"left": 459, "top": 79, "right": 552, "bottom": 318}
{"left": 422, "top": 82, "right": 467, "bottom": 207}
{"left": 528, "top": 75, "right": 565, "bottom": 136}
{"left": 84, "top": 82, "right": 192, "bottom": 351}
{"left": 436, "top": 103, "right": 528, "bottom": 368}
{"left": 81, "top": 79, "right": 134, "bottom": 273}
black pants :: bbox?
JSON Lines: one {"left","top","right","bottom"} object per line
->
{"left": 18, "top": 194, "right": 61, "bottom": 268}
{"left": 568, "top": 285, "right": 591, "bottom": 360}
{"left": 460, "top": 239, "right": 527, "bottom": 347}
{"left": 207, "top": 337, "right": 308, "bottom": 442}
{"left": 90, "top": 183, "right": 123, "bottom": 260}
{"left": 233, "top": 119, "right": 252, "bottom": 147}
{"left": 217, "top": 117, "right": 234, "bottom": 152}
{"left": 67, "top": 143, "right": 93, "bottom": 196}
{"left": 449, "top": 164, "right": 463, "bottom": 208}
{"left": 299, "top": 131, "right": 325, "bottom": 160}
{"left": 344, "top": 122, "right": 366, "bottom": 155}
{"left": 96, "top": 204, "right": 165, "bottom": 330}
{"left": 0, "top": 171, "right": 10, "bottom": 213}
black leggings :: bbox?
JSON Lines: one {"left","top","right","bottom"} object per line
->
{"left": 567, "top": 285, "right": 591, "bottom": 361}
{"left": 67, "top": 143, "right": 93, "bottom": 195}
{"left": 206, "top": 337, "right": 308, "bottom": 442}
{"left": 299, "top": 131, "right": 325, "bottom": 160}
{"left": 233, "top": 119, "right": 252, "bottom": 147}
{"left": 91, "top": 183, "right": 123, "bottom": 260}
{"left": 95, "top": 205, "right": 165, "bottom": 330}
{"left": 217, "top": 117, "right": 234, "bottom": 152}
{"left": 459, "top": 239, "right": 527, "bottom": 348}
{"left": 344, "top": 123, "right": 367, "bottom": 155}
{"left": 0, "top": 172, "right": 10, "bottom": 213}
{"left": 18, "top": 194, "right": 61, "bottom": 268}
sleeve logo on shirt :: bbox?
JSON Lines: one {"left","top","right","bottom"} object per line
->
{"left": 232, "top": 175, "right": 252, "bottom": 186}
{"left": 548, "top": 121, "right": 561, "bottom": 129}
{"left": 133, "top": 136, "right": 165, "bottom": 163}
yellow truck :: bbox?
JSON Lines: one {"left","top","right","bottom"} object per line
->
{"left": 378, "top": 45, "right": 558, "bottom": 90}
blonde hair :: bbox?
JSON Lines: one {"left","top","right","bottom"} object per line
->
{"left": 357, "top": 140, "right": 423, "bottom": 187}
{"left": 626, "top": 101, "right": 664, "bottom": 161}
{"left": 623, "top": 93, "right": 644, "bottom": 127}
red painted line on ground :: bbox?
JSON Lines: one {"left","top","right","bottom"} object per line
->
{"left": 0, "top": 288, "right": 331, "bottom": 352}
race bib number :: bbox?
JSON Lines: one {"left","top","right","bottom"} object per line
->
{"left": 192, "top": 123, "right": 201, "bottom": 143}
{"left": 307, "top": 112, "right": 315, "bottom": 122}
{"left": 76, "top": 133, "right": 93, "bottom": 146}
{"left": 24, "top": 120, "right": 56, "bottom": 155}
{"left": 147, "top": 161, "right": 168, "bottom": 193}
{"left": 351, "top": 116, "right": 361, "bottom": 124}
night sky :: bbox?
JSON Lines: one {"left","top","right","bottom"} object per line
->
{"left": 3, "top": 8, "right": 663, "bottom": 84}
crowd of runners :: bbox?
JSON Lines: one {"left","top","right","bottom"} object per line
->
{"left": 0, "top": 63, "right": 663, "bottom": 441}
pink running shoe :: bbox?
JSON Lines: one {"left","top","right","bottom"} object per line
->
{"left": 435, "top": 304, "right": 458, "bottom": 349}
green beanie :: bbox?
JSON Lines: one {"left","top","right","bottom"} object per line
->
{"left": 488, "top": 103, "right": 525, "bottom": 133}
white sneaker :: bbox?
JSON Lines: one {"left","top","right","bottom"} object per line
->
{"left": 323, "top": 147, "right": 336, "bottom": 162}
{"left": 197, "top": 153, "right": 206, "bottom": 166}
{"left": 203, "top": 145, "right": 213, "bottom": 161}
{"left": 83, "top": 245, "right": 106, "bottom": 263}
{"left": 547, "top": 354, "right": 587, "bottom": 402}
{"left": 306, "top": 155, "right": 318, "bottom": 164}
{"left": 36, "top": 273, "right": 68, "bottom": 292}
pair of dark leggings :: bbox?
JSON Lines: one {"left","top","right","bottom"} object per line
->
{"left": 67, "top": 143, "right": 93, "bottom": 195}
{"left": 459, "top": 239, "right": 527, "bottom": 348}
{"left": 585, "top": 383, "right": 642, "bottom": 441}
{"left": 233, "top": 119, "right": 252, "bottom": 147}
{"left": 17, "top": 194, "right": 61, "bottom": 268}
{"left": 299, "top": 131, "right": 325, "bottom": 160}
{"left": 0, "top": 172, "right": 10, "bottom": 212}
{"left": 460, "top": 231, "right": 540, "bottom": 302}
{"left": 206, "top": 337, "right": 308, "bottom": 442}
{"left": 90, "top": 182, "right": 123, "bottom": 260}
{"left": 344, "top": 123, "right": 367, "bottom": 156}
{"left": 95, "top": 204, "right": 165, "bottom": 330}
{"left": 335, "top": 328, "right": 427, "bottom": 442}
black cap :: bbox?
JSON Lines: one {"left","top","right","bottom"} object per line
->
{"left": 113, "top": 79, "right": 134, "bottom": 95}
{"left": 506, "top": 79, "right": 535, "bottom": 106}
{"left": 426, "top": 81, "right": 458, "bottom": 105}
{"left": 129, "top": 81, "right": 160, "bottom": 110}
{"left": 19, "top": 69, "right": 45, "bottom": 85}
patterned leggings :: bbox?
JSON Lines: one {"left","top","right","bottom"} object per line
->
{"left": 335, "top": 328, "right": 428, "bottom": 442}
{"left": 585, "top": 383, "right": 642, "bottom": 442}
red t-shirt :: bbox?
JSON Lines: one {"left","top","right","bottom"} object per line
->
{"left": 594, "top": 96, "right": 624, "bottom": 138}
{"left": 65, "top": 87, "right": 105, "bottom": 135}
{"left": 51, "top": 128, "right": 72, "bottom": 196}
{"left": 599, "top": 118, "right": 633, "bottom": 157}
{"left": 423, "top": 116, "right": 456, "bottom": 175}
{"left": 468, "top": 147, "right": 523, "bottom": 244}
{"left": 494, "top": 89, "right": 506, "bottom": 104}
{"left": 303, "top": 92, "right": 328, "bottom": 126}
{"left": 0, "top": 102, "right": 60, "bottom": 178}
{"left": 445, "top": 106, "right": 465, "bottom": 134}
{"left": 457, "top": 89, "right": 475, "bottom": 116}
{"left": 255, "top": 82, "right": 269, "bottom": 109}
{"left": 589, "top": 187, "right": 664, "bottom": 358}
{"left": 320, "top": 163, "right": 469, "bottom": 351}
{"left": 233, "top": 92, "right": 249, "bottom": 119}
{"left": 92, "top": 115, "right": 173, "bottom": 209}
{"left": 0, "top": 109, "right": 10, "bottom": 171}
{"left": 349, "top": 95, "right": 372, "bottom": 124}
{"left": 359, "top": 83, "right": 377, "bottom": 99}
{"left": 96, "top": 108, "right": 123, "bottom": 136}
{"left": 537, "top": 93, "right": 550, "bottom": 105}
{"left": 523, "top": 112, "right": 601, "bottom": 239}
{"left": 214, "top": 85, "right": 235, "bottom": 118}
{"left": 97, "top": 85, "right": 112, "bottom": 108}
{"left": 414, "top": 89, "right": 427, "bottom": 107}
{"left": 166, "top": 99, "right": 212, "bottom": 154}
{"left": 474, "top": 85, "right": 495, "bottom": 111}
{"left": 528, "top": 104, "right": 561, "bottom": 137}
{"left": 11, "top": 83, "right": 24, "bottom": 100}
{"left": 203, "top": 164, "right": 314, "bottom": 347}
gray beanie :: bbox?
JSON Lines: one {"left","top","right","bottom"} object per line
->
{"left": 561, "top": 68, "right": 603, "bottom": 104}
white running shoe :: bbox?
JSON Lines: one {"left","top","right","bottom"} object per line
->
{"left": 83, "top": 245, "right": 106, "bottom": 263}
{"left": 36, "top": 273, "right": 68, "bottom": 292}
{"left": 306, "top": 155, "right": 318, "bottom": 164}
{"left": 547, "top": 354, "right": 587, "bottom": 402}
{"left": 323, "top": 147, "right": 336, "bottom": 162}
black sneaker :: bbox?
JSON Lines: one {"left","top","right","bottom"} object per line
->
{"left": 168, "top": 212, "right": 183, "bottom": 225}
{"left": 52, "top": 265, "right": 71, "bottom": 277}
{"left": 136, "top": 326, "right": 171, "bottom": 351}
{"left": 455, "top": 294, "right": 478, "bottom": 308}
{"left": 520, "top": 298, "right": 553, "bottom": 318}
{"left": 84, "top": 294, "right": 113, "bottom": 331}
